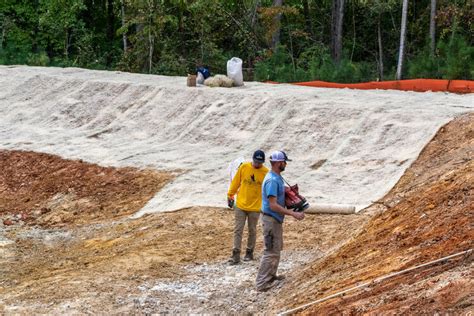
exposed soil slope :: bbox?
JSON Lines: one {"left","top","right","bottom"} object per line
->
{"left": 0, "top": 150, "right": 174, "bottom": 226}
{"left": 273, "top": 113, "right": 474, "bottom": 314}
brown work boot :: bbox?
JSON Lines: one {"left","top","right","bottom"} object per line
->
{"left": 243, "top": 248, "right": 254, "bottom": 261}
{"left": 228, "top": 249, "right": 240, "bottom": 265}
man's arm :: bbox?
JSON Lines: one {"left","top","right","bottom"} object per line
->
{"left": 268, "top": 196, "right": 304, "bottom": 220}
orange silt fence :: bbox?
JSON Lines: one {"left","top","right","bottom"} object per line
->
{"left": 288, "top": 79, "right": 474, "bottom": 94}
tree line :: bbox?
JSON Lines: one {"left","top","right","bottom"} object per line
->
{"left": 0, "top": 0, "right": 472, "bottom": 82}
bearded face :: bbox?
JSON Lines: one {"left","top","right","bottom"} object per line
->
{"left": 279, "top": 162, "right": 286, "bottom": 172}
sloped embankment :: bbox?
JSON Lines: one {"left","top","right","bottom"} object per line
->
{"left": 274, "top": 113, "right": 473, "bottom": 314}
{"left": 1, "top": 66, "right": 472, "bottom": 213}
{"left": 0, "top": 150, "right": 174, "bottom": 226}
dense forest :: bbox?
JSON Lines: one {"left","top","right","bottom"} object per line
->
{"left": 0, "top": 0, "right": 472, "bottom": 82}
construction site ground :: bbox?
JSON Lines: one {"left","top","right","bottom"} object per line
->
{"left": 1, "top": 111, "right": 472, "bottom": 314}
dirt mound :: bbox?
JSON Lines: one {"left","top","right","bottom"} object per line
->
{"left": 273, "top": 113, "right": 474, "bottom": 314}
{"left": 0, "top": 150, "right": 173, "bottom": 226}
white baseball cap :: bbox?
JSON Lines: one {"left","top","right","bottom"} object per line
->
{"left": 269, "top": 151, "right": 292, "bottom": 162}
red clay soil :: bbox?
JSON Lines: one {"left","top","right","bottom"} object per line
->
{"left": 273, "top": 113, "right": 474, "bottom": 314}
{"left": 0, "top": 150, "right": 174, "bottom": 226}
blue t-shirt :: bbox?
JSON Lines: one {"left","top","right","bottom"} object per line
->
{"left": 261, "top": 171, "right": 285, "bottom": 223}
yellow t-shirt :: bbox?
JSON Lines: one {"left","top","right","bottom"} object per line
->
{"left": 227, "top": 162, "right": 269, "bottom": 212}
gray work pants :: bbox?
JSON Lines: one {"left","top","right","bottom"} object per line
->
{"left": 233, "top": 207, "right": 260, "bottom": 251}
{"left": 255, "top": 214, "right": 283, "bottom": 290}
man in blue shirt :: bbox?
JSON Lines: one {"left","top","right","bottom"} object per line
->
{"left": 256, "top": 151, "right": 305, "bottom": 292}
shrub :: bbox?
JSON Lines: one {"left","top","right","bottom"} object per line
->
{"left": 408, "top": 34, "right": 473, "bottom": 80}
{"left": 26, "top": 51, "right": 50, "bottom": 66}
{"left": 255, "top": 45, "right": 376, "bottom": 83}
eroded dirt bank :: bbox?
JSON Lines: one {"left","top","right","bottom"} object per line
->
{"left": 0, "top": 150, "right": 174, "bottom": 226}
{"left": 272, "top": 113, "right": 473, "bottom": 314}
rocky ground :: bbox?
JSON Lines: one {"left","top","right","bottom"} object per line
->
{"left": 1, "top": 113, "right": 473, "bottom": 314}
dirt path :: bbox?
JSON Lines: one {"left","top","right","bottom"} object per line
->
{"left": 1, "top": 209, "right": 370, "bottom": 314}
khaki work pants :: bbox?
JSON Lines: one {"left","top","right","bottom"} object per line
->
{"left": 255, "top": 214, "right": 283, "bottom": 291}
{"left": 233, "top": 207, "right": 260, "bottom": 251}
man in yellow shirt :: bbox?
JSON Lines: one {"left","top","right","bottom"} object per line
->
{"left": 227, "top": 150, "right": 269, "bottom": 265}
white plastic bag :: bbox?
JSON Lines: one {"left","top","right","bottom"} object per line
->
{"left": 196, "top": 72, "right": 205, "bottom": 84}
{"left": 227, "top": 157, "right": 245, "bottom": 186}
{"left": 226, "top": 57, "right": 244, "bottom": 86}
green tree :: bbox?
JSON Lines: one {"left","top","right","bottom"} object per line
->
{"left": 39, "top": 0, "right": 86, "bottom": 60}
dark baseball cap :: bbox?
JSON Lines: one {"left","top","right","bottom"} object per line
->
{"left": 252, "top": 150, "right": 265, "bottom": 163}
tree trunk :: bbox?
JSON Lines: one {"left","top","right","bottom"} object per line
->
{"left": 350, "top": 0, "right": 355, "bottom": 61}
{"left": 0, "top": 17, "right": 6, "bottom": 51}
{"left": 271, "top": 0, "right": 283, "bottom": 50}
{"left": 396, "top": 0, "right": 408, "bottom": 80}
{"left": 148, "top": 27, "right": 153, "bottom": 73}
{"left": 107, "top": 0, "right": 115, "bottom": 42}
{"left": 1, "top": 27, "right": 5, "bottom": 51}
{"left": 147, "top": 0, "right": 155, "bottom": 74}
{"left": 377, "top": 14, "right": 384, "bottom": 81}
{"left": 32, "top": 0, "right": 39, "bottom": 53}
{"left": 302, "top": 0, "right": 314, "bottom": 38}
{"left": 121, "top": 0, "right": 127, "bottom": 53}
{"left": 250, "top": 0, "right": 260, "bottom": 27}
{"left": 64, "top": 29, "right": 69, "bottom": 60}
{"left": 177, "top": 0, "right": 186, "bottom": 57}
{"left": 106, "top": 0, "right": 115, "bottom": 65}
{"left": 429, "top": 0, "right": 436, "bottom": 56}
{"left": 331, "top": 0, "right": 345, "bottom": 64}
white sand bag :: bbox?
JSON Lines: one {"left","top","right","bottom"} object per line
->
{"left": 204, "top": 75, "right": 234, "bottom": 88}
{"left": 226, "top": 57, "right": 244, "bottom": 86}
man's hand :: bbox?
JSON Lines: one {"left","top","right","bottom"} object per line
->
{"left": 292, "top": 211, "right": 305, "bottom": 220}
{"left": 227, "top": 197, "right": 235, "bottom": 208}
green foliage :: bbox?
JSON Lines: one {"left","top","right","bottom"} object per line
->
{"left": 408, "top": 34, "right": 473, "bottom": 80}
{"left": 38, "top": 0, "right": 86, "bottom": 58}
{"left": 254, "top": 46, "right": 296, "bottom": 82}
{"left": 26, "top": 51, "right": 50, "bottom": 66}
{"left": 438, "top": 34, "right": 474, "bottom": 80}
{"left": 152, "top": 48, "right": 188, "bottom": 75}
{"left": 0, "top": 0, "right": 472, "bottom": 82}
{"left": 407, "top": 53, "right": 440, "bottom": 79}
{"left": 255, "top": 45, "right": 375, "bottom": 83}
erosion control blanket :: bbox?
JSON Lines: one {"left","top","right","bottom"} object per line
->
{"left": 0, "top": 66, "right": 472, "bottom": 214}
